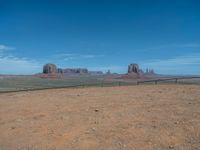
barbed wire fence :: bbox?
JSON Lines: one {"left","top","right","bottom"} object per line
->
{"left": 0, "top": 77, "right": 200, "bottom": 94}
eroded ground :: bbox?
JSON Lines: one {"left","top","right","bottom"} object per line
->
{"left": 0, "top": 85, "right": 200, "bottom": 150}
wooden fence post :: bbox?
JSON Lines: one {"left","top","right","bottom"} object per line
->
{"left": 175, "top": 78, "right": 178, "bottom": 84}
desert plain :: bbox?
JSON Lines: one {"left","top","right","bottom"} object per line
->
{"left": 0, "top": 85, "right": 200, "bottom": 150}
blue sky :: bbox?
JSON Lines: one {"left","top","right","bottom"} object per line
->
{"left": 0, "top": 0, "right": 200, "bottom": 75}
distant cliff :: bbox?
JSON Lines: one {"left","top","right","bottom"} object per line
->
{"left": 43, "top": 63, "right": 102, "bottom": 75}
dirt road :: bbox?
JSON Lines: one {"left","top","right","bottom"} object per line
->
{"left": 0, "top": 85, "right": 200, "bottom": 150}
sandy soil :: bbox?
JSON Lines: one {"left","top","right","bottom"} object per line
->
{"left": 0, "top": 85, "right": 200, "bottom": 150}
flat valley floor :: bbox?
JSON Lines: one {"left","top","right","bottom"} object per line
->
{"left": 0, "top": 85, "right": 200, "bottom": 150}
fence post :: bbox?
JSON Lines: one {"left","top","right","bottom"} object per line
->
{"left": 175, "top": 78, "right": 178, "bottom": 84}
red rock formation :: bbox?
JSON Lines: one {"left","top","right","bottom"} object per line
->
{"left": 128, "top": 64, "right": 139, "bottom": 74}
{"left": 43, "top": 64, "right": 57, "bottom": 74}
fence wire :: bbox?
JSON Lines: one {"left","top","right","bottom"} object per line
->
{"left": 0, "top": 77, "right": 200, "bottom": 93}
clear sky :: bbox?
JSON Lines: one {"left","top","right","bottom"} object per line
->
{"left": 0, "top": 0, "right": 200, "bottom": 75}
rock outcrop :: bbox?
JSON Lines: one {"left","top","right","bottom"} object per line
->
{"left": 128, "top": 64, "right": 139, "bottom": 74}
{"left": 57, "top": 68, "right": 63, "bottom": 74}
{"left": 119, "top": 63, "right": 156, "bottom": 79}
{"left": 106, "top": 70, "right": 111, "bottom": 75}
{"left": 43, "top": 64, "right": 57, "bottom": 74}
{"left": 89, "top": 71, "right": 103, "bottom": 75}
{"left": 43, "top": 64, "right": 89, "bottom": 75}
{"left": 145, "top": 68, "right": 155, "bottom": 75}
{"left": 62, "top": 68, "right": 88, "bottom": 74}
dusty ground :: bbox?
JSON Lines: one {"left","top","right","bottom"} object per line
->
{"left": 0, "top": 85, "right": 200, "bottom": 150}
